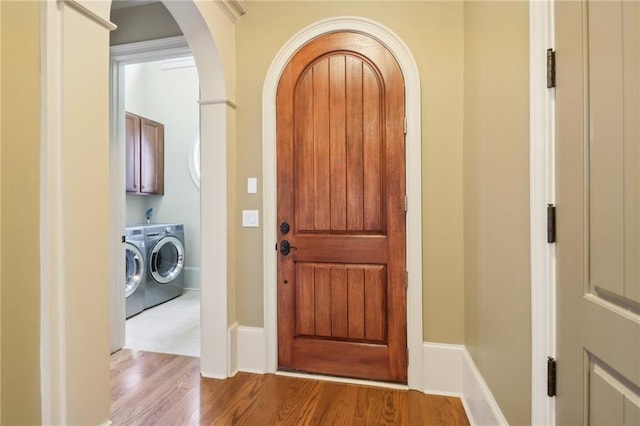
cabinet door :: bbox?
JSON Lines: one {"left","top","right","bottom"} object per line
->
{"left": 140, "top": 118, "right": 164, "bottom": 195}
{"left": 125, "top": 112, "right": 140, "bottom": 193}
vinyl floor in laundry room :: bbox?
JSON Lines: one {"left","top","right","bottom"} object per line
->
{"left": 125, "top": 290, "right": 200, "bottom": 357}
{"left": 110, "top": 349, "right": 470, "bottom": 426}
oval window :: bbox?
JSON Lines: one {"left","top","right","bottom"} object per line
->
{"left": 188, "top": 130, "right": 200, "bottom": 188}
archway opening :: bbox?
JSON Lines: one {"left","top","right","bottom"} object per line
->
{"left": 108, "top": 0, "right": 230, "bottom": 379}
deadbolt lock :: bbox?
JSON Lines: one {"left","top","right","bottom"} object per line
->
{"left": 280, "top": 221, "right": 290, "bottom": 235}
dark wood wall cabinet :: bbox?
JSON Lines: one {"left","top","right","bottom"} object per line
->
{"left": 125, "top": 112, "right": 164, "bottom": 195}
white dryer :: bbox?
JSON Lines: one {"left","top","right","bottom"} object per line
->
{"left": 143, "top": 223, "right": 185, "bottom": 309}
{"left": 124, "top": 226, "right": 146, "bottom": 318}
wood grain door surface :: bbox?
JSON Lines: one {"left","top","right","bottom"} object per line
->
{"left": 140, "top": 117, "right": 164, "bottom": 195}
{"left": 276, "top": 32, "right": 407, "bottom": 383}
{"left": 125, "top": 112, "right": 141, "bottom": 193}
{"left": 556, "top": 1, "right": 640, "bottom": 423}
{"left": 125, "top": 113, "right": 164, "bottom": 195}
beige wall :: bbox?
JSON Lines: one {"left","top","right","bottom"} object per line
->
{"left": 463, "top": 2, "right": 531, "bottom": 425}
{"left": 192, "top": 0, "right": 238, "bottom": 101}
{"left": 236, "top": 1, "right": 465, "bottom": 343}
{"left": 0, "top": 1, "right": 42, "bottom": 423}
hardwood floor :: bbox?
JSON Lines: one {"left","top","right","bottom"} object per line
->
{"left": 111, "top": 349, "right": 470, "bottom": 425}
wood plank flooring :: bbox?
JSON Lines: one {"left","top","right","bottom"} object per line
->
{"left": 111, "top": 349, "right": 470, "bottom": 425}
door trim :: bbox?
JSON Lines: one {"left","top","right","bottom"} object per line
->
{"left": 262, "top": 16, "right": 423, "bottom": 390}
{"left": 529, "top": 1, "right": 555, "bottom": 424}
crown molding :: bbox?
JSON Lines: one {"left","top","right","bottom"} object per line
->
{"left": 60, "top": 0, "right": 117, "bottom": 30}
{"left": 215, "top": 0, "right": 248, "bottom": 24}
{"left": 110, "top": 36, "right": 191, "bottom": 63}
{"left": 199, "top": 99, "right": 237, "bottom": 109}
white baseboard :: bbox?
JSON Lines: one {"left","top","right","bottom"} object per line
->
{"left": 422, "top": 343, "right": 508, "bottom": 425}
{"left": 201, "top": 371, "right": 227, "bottom": 380}
{"left": 237, "top": 326, "right": 267, "bottom": 373}
{"left": 228, "top": 322, "right": 238, "bottom": 376}
{"left": 423, "top": 342, "right": 464, "bottom": 397}
{"left": 183, "top": 266, "right": 200, "bottom": 290}
{"left": 461, "top": 348, "right": 509, "bottom": 426}
{"left": 233, "top": 332, "right": 507, "bottom": 425}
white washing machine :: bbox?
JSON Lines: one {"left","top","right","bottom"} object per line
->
{"left": 143, "top": 223, "right": 185, "bottom": 309}
{"left": 124, "top": 226, "right": 146, "bottom": 318}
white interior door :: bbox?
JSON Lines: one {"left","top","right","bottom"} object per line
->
{"left": 556, "top": 1, "right": 640, "bottom": 423}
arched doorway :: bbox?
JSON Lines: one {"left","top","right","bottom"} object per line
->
{"left": 108, "top": 0, "right": 233, "bottom": 379}
{"left": 262, "top": 17, "right": 424, "bottom": 389}
{"left": 41, "top": 1, "right": 235, "bottom": 423}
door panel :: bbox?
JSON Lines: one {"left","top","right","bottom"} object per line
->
{"left": 125, "top": 112, "right": 140, "bottom": 193}
{"left": 556, "top": 0, "right": 640, "bottom": 423}
{"left": 277, "top": 32, "right": 406, "bottom": 383}
{"left": 294, "top": 263, "right": 386, "bottom": 342}
{"left": 294, "top": 54, "right": 384, "bottom": 234}
{"left": 140, "top": 118, "right": 164, "bottom": 195}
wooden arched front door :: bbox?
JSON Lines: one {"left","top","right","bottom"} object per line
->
{"left": 276, "top": 31, "right": 407, "bottom": 383}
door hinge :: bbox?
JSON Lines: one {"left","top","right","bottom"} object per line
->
{"left": 407, "top": 348, "right": 410, "bottom": 366}
{"left": 404, "top": 117, "right": 407, "bottom": 134}
{"left": 405, "top": 271, "right": 408, "bottom": 289}
{"left": 547, "top": 204, "right": 556, "bottom": 243}
{"left": 547, "top": 357, "right": 557, "bottom": 397}
{"left": 404, "top": 194, "right": 408, "bottom": 213}
{"left": 546, "top": 49, "right": 556, "bottom": 88}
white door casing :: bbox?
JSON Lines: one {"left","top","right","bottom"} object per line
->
{"left": 529, "top": 1, "right": 556, "bottom": 424}
{"left": 262, "top": 17, "right": 424, "bottom": 390}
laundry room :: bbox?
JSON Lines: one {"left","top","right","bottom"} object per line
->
{"left": 122, "top": 55, "right": 201, "bottom": 357}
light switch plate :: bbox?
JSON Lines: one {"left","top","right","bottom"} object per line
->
{"left": 247, "top": 177, "right": 257, "bottom": 194}
{"left": 242, "top": 210, "right": 259, "bottom": 227}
